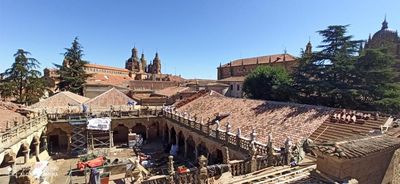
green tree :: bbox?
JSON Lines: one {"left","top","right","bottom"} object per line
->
{"left": 0, "top": 49, "right": 45, "bottom": 104}
{"left": 55, "top": 37, "right": 90, "bottom": 95}
{"left": 294, "top": 25, "right": 362, "bottom": 108}
{"left": 354, "top": 48, "right": 400, "bottom": 114}
{"left": 242, "top": 66, "right": 293, "bottom": 101}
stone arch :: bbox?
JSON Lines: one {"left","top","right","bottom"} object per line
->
{"left": 197, "top": 142, "right": 209, "bottom": 162}
{"left": 186, "top": 135, "right": 196, "bottom": 161}
{"left": 147, "top": 122, "right": 159, "bottom": 140}
{"left": 164, "top": 124, "right": 169, "bottom": 142}
{"left": 16, "top": 143, "right": 29, "bottom": 164}
{"left": 0, "top": 152, "right": 16, "bottom": 167}
{"left": 132, "top": 123, "right": 147, "bottom": 140}
{"left": 209, "top": 148, "right": 224, "bottom": 165}
{"left": 47, "top": 128, "right": 68, "bottom": 153}
{"left": 29, "top": 136, "right": 40, "bottom": 160}
{"left": 170, "top": 127, "right": 177, "bottom": 145}
{"left": 113, "top": 124, "right": 129, "bottom": 147}
{"left": 177, "top": 131, "right": 185, "bottom": 156}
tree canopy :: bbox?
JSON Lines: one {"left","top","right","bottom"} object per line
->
{"left": 0, "top": 49, "right": 46, "bottom": 104}
{"left": 242, "top": 66, "right": 293, "bottom": 101}
{"left": 55, "top": 37, "right": 90, "bottom": 95}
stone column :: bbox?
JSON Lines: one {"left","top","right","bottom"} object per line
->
{"left": 22, "top": 147, "right": 30, "bottom": 164}
{"left": 168, "top": 128, "right": 171, "bottom": 144}
{"left": 249, "top": 142, "right": 258, "bottom": 172}
{"left": 284, "top": 137, "right": 292, "bottom": 165}
{"left": 42, "top": 135, "right": 48, "bottom": 151}
{"left": 109, "top": 130, "right": 114, "bottom": 148}
{"left": 146, "top": 127, "right": 150, "bottom": 140}
{"left": 198, "top": 155, "right": 208, "bottom": 184}
{"left": 184, "top": 139, "right": 188, "bottom": 158}
{"left": 34, "top": 141, "right": 40, "bottom": 159}
{"left": 167, "top": 156, "right": 175, "bottom": 184}
{"left": 195, "top": 144, "right": 199, "bottom": 160}
{"left": 225, "top": 122, "right": 231, "bottom": 145}
{"left": 175, "top": 134, "right": 179, "bottom": 146}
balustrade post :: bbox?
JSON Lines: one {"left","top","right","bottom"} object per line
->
{"left": 284, "top": 137, "right": 293, "bottom": 165}
{"left": 250, "top": 128, "right": 257, "bottom": 142}
{"left": 215, "top": 122, "right": 220, "bottom": 139}
{"left": 225, "top": 122, "right": 231, "bottom": 145}
{"left": 249, "top": 142, "right": 257, "bottom": 173}
{"left": 236, "top": 128, "right": 241, "bottom": 148}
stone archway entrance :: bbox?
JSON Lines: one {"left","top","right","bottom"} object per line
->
{"left": 197, "top": 142, "right": 209, "bottom": 162}
{"left": 210, "top": 149, "right": 224, "bottom": 165}
{"left": 48, "top": 128, "right": 68, "bottom": 154}
{"left": 113, "top": 124, "right": 129, "bottom": 147}
{"left": 147, "top": 122, "right": 159, "bottom": 141}
{"left": 177, "top": 131, "right": 185, "bottom": 156}
{"left": 132, "top": 123, "right": 147, "bottom": 140}
{"left": 186, "top": 136, "right": 196, "bottom": 161}
{"left": 170, "top": 127, "right": 177, "bottom": 145}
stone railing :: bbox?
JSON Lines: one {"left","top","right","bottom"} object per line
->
{"left": 175, "top": 168, "right": 198, "bottom": 184}
{"left": 0, "top": 114, "right": 47, "bottom": 151}
{"left": 163, "top": 109, "right": 269, "bottom": 155}
{"left": 230, "top": 160, "right": 250, "bottom": 176}
{"left": 47, "top": 106, "right": 163, "bottom": 122}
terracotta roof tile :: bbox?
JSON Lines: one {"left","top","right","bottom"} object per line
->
{"left": 221, "top": 53, "right": 297, "bottom": 67}
{"left": 154, "top": 86, "right": 190, "bottom": 97}
{"left": 85, "top": 88, "right": 136, "bottom": 109}
{"left": 86, "top": 73, "right": 131, "bottom": 87}
{"left": 177, "top": 95, "right": 333, "bottom": 147}
{"left": 0, "top": 109, "right": 26, "bottom": 132}
{"left": 218, "top": 76, "right": 246, "bottom": 82}
{"left": 316, "top": 135, "right": 400, "bottom": 159}
{"left": 85, "top": 63, "right": 130, "bottom": 72}
{"left": 29, "top": 91, "right": 89, "bottom": 109}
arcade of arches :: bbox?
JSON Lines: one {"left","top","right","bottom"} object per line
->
{"left": 44, "top": 117, "right": 246, "bottom": 164}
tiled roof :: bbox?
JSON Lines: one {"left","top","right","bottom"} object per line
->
{"left": 221, "top": 53, "right": 297, "bottom": 67}
{"left": 0, "top": 101, "right": 26, "bottom": 133}
{"left": 316, "top": 135, "right": 400, "bottom": 159}
{"left": 29, "top": 91, "right": 89, "bottom": 109}
{"left": 0, "top": 109, "right": 27, "bottom": 133}
{"left": 177, "top": 95, "right": 333, "bottom": 147}
{"left": 85, "top": 63, "right": 129, "bottom": 72}
{"left": 153, "top": 86, "right": 189, "bottom": 97}
{"left": 218, "top": 76, "right": 246, "bottom": 82}
{"left": 86, "top": 73, "right": 131, "bottom": 87}
{"left": 309, "top": 112, "right": 389, "bottom": 143}
{"left": 84, "top": 88, "right": 135, "bottom": 108}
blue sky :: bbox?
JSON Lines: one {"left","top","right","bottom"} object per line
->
{"left": 1, "top": 0, "right": 399, "bottom": 79}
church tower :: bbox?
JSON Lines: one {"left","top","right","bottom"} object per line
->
{"left": 305, "top": 41, "right": 312, "bottom": 56}
{"left": 152, "top": 52, "right": 162, "bottom": 74}
{"left": 140, "top": 53, "right": 147, "bottom": 72}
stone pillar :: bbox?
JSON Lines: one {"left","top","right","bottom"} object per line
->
{"left": 236, "top": 128, "right": 241, "bottom": 147}
{"left": 225, "top": 122, "right": 231, "bottom": 145}
{"left": 146, "top": 127, "right": 150, "bottom": 140}
{"left": 167, "top": 155, "right": 175, "bottom": 184}
{"left": 22, "top": 146, "right": 30, "bottom": 164}
{"left": 198, "top": 155, "right": 208, "bottom": 184}
{"left": 168, "top": 128, "right": 171, "bottom": 144}
{"left": 184, "top": 139, "right": 188, "bottom": 158}
{"left": 284, "top": 137, "right": 292, "bottom": 165}
{"left": 195, "top": 144, "right": 199, "bottom": 159}
{"left": 109, "top": 131, "right": 114, "bottom": 148}
{"left": 223, "top": 146, "right": 230, "bottom": 164}
{"left": 215, "top": 122, "right": 220, "bottom": 139}
{"left": 250, "top": 128, "right": 257, "bottom": 142}
{"left": 34, "top": 141, "right": 40, "bottom": 159}
{"left": 42, "top": 135, "right": 48, "bottom": 151}
{"left": 249, "top": 142, "right": 258, "bottom": 172}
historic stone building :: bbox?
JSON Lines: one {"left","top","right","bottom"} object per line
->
{"left": 365, "top": 17, "right": 400, "bottom": 58}
{"left": 217, "top": 53, "right": 298, "bottom": 97}
{"left": 125, "top": 47, "right": 162, "bottom": 80}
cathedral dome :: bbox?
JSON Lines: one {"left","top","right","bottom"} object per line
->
{"left": 371, "top": 18, "right": 399, "bottom": 42}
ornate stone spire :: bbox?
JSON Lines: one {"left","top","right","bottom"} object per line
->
{"left": 152, "top": 52, "right": 161, "bottom": 74}
{"left": 305, "top": 40, "right": 312, "bottom": 56}
{"left": 381, "top": 15, "right": 388, "bottom": 30}
{"left": 140, "top": 52, "right": 147, "bottom": 72}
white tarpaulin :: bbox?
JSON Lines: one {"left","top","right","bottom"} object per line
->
{"left": 87, "top": 117, "right": 111, "bottom": 130}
